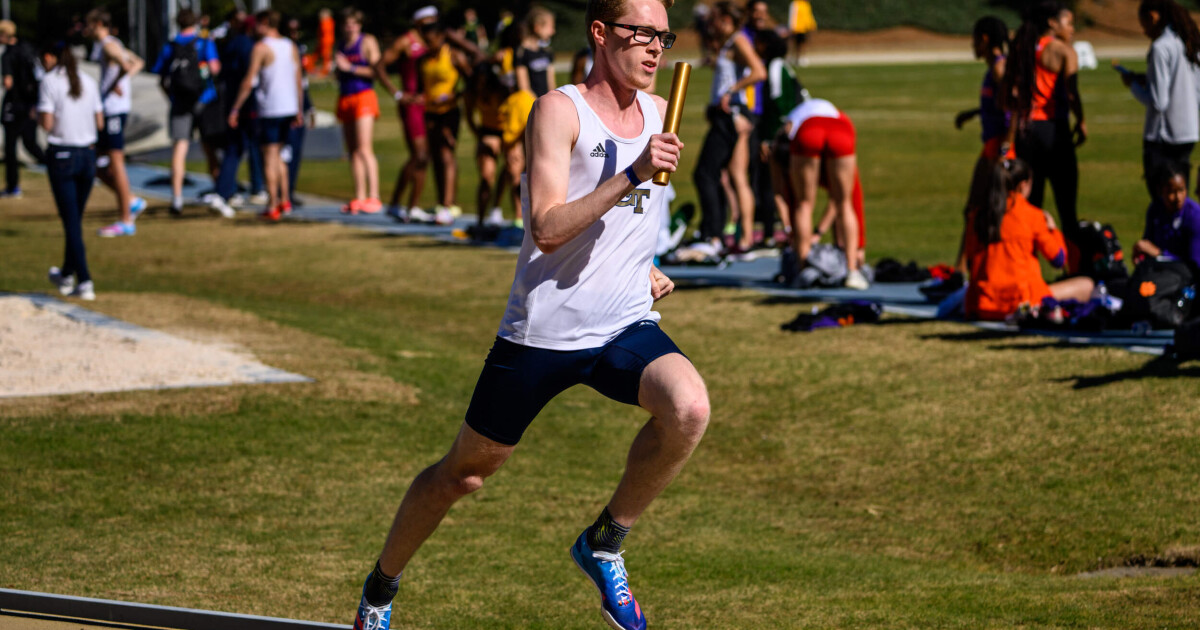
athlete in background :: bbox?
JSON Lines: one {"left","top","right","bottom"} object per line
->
{"left": 334, "top": 8, "right": 383, "bottom": 214}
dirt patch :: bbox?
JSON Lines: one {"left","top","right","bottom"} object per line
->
{"left": 0, "top": 292, "right": 417, "bottom": 418}
{"left": 0, "top": 294, "right": 307, "bottom": 398}
{"left": 1077, "top": 545, "right": 1200, "bottom": 578}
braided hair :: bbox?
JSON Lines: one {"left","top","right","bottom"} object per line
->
{"left": 1139, "top": 0, "right": 1200, "bottom": 65}
{"left": 1002, "top": 1, "right": 1066, "bottom": 118}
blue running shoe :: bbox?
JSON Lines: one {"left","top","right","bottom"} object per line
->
{"left": 130, "top": 197, "right": 147, "bottom": 218}
{"left": 570, "top": 531, "right": 646, "bottom": 630}
{"left": 351, "top": 579, "right": 392, "bottom": 630}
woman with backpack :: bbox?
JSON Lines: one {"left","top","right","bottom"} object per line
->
{"left": 38, "top": 42, "right": 104, "bottom": 301}
{"left": 1118, "top": 0, "right": 1200, "bottom": 198}
{"left": 963, "top": 159, "right": 1094, "bottom": 321}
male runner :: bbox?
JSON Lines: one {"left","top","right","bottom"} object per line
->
{"left": 350, "top": 0, "right": 706, "bottom": 629}
{"left": 228, "top": 10, "right": 303, "bottom": 221}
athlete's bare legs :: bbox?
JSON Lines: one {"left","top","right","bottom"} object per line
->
{"left": 606, "top": 353, "right": 710, "bottom": 526}
{"left": 789, "top": 154, "right": 821, "bottom": 264}
{"left": 827, "top": 155, "right": 859, "bottom": 272}
{"left": 376, "top": 424, "right": 516, "bottom": 576}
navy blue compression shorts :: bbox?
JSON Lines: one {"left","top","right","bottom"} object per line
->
{"left": 464, "top": 320, "right": 684, "bottom": 445}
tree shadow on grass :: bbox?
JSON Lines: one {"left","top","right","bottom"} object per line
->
{"left": 1055, "top": 356, "right": 1200, "bottom": 389}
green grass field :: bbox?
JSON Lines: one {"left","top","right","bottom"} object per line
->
{"left": 3, "top": 58, "right": 1200, "bottom": 629}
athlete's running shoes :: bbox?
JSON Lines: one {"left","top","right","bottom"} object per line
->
{"left": 351, "top": 581, "right": 393, "bottom": 630}
{"left": 571, "top": 531, "right": 646, "bottom": 630}
{"left": 98, "top": 221, "right": 136, "bottom": 237}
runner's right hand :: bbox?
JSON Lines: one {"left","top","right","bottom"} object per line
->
{"left": 630, "top": 133, "right": 683, "bottom": 183}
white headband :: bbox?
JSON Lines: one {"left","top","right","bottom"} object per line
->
{"left": 412, "top": 6, "right": 438, "bottom": 21}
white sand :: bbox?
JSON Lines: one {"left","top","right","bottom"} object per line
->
{"left": 0, "top": 295, "right": 308, "bottom": 398}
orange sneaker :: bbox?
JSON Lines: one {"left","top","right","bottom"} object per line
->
{"left": 280, "top": 200, "right": 293, "bottom": 215}
{"left": 340, "top": 199, "right": 364, "bottom": 215}
{"left": 359, "top": 198, "right": 383, "bottom": 214}
{"left": 260, "top": 207, "right": 282, "bottom": 222}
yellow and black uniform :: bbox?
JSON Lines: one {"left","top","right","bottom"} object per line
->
{"left": 422, "top": 43, "right": 461, "bottom": 136}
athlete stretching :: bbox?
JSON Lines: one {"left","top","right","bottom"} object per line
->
{"left": 351, "top": 0, "right": 706, "bottom": 628}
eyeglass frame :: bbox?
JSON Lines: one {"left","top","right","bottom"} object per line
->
{"left": 601, "top": 21, "right": 676, "bottom": 49}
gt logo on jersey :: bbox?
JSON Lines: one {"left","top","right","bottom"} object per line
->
{"left": 616, "top": 188, "right": 650, "bottom": 214}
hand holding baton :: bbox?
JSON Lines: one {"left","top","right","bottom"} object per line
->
{"left": 653, "top": 61, "right": 692, "bottom": 186}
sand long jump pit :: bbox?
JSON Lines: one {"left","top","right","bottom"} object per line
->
{"left": 0, "top": 293, "right": 310, "bottom": 398}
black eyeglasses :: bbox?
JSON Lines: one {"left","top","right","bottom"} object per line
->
{"left": 602, "top": 22, "right": 675, "bottom": 49}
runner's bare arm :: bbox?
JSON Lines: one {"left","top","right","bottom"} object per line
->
{"left": 374, "top": 38, "right": 403, "bottom": 96}
{"left": 1063, "top": 44, "right": 1086, "bottom": 146}
{"left": 527, "top": 92, "right": 681, "bottom": 254}
{"left": 105, "top": 40, "right": 144, "bottom": 77}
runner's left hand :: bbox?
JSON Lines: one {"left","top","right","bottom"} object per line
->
{"left": 650, "top": 266, "right": 674, "bottom": 301}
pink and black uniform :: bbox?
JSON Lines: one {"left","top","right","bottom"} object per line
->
{"left": 336, "top": 35, "right": 380, "bottom": 122}
{"left": 397, "top": 32, "right": 427, "bottom": 139}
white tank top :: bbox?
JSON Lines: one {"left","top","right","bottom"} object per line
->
{"left": 91, "top": 35, "right": 132, "bottom": 115}
{"left": 710, "top": 35, "right": 745, "bottom": 107}
{"left": 497, "top": 85, "right": 666, "bottom": 350}
{"left": 785, "top": 98, "right": 840, "bottom": 139}
{"left": 255, "top": 37, "right": 299, "bottom": 118}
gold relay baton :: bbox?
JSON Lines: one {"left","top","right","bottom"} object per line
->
{"left": 652, "top": 61, "right": 692, "bottom": 186}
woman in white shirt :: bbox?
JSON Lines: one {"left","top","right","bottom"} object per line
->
{"left": 37, "top": 42, "right": 104, "bottom": 300}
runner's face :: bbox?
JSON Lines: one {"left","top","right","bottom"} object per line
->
{"left": 1050, "top": 10, "right": 1074, "bottom": 43}
{"left": 604, "top": 0, "right": 669, "bottom": 91}
{"left": 344, "top": 18, "right": 360, "bottom": 39}
{"left": 1139, "top": 10, "right": 1160, "bottom": 39}
{"left": 751, "top": 2, "right": 770, "bottom": 30}
{"left": 1162, "top": 175, "right": 1188, "bottom": 213}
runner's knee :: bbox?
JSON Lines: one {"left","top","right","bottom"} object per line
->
{"left": 663, "top": 391, "right": 710, "bottom": 445}
{"left": 435, "top": 465, "right": 489, "bottom": 498}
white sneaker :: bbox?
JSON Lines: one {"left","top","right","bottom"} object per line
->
{"left": 228, "top": 194, "right": 246, "bottom": 208}
{"left": 434, "top": 206, "right": 455, "bottom": 226}
{"left": 199, "top": 192, "right": 220, "bottom": 204}
{"left": 170, "top": 195, "right": 183, "bottom": 216}
{"left": 448, "top": 205, "right": 463, "bottom": 218}
{"left": 485, "top": 207, "right": 505, "bottom": 226}
{"left": 208, "top": 196, "right": 236, "bottom": 218}
{"left": 71, "top": 280, "right": 96, "bottom": 301}
{"left": 408, "top": 207, "right": 433, "bottom": 223}
{"left": 845, "top": 270, "right": 870, "bottom": 291}
{"left": 248, "top": 191, "right": 270, "bottom": 205}
{"left": 48, "top": 266, "right": 75, "bottom": 296}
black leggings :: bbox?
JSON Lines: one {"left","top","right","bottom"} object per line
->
{"left": 1016, "top": 120, "right": 1078, "bottom": 243}
{"left": 3, "top": 105, "right": 46, "bottom": 192}
{"left": 693, "top": 106, "right": 737, "bottom": 241}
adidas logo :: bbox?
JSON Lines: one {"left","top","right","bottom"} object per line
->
{"left": 589, "top": 143, "right": 608, "bottom": 158}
